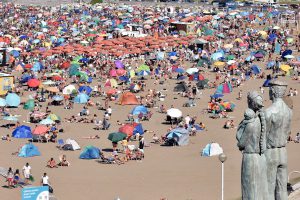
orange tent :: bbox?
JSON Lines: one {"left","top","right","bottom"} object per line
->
{"left": 119, "top": 92, "right": 139, "bottom": 105}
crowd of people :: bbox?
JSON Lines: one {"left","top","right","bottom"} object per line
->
{"left": 0, "top": 1, "right": 299, "bottom": 198}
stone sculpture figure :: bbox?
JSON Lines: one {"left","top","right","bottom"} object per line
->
{"left": 236, "top": 91, "right": 268, "bottom": 200}
{"left": 265, "top": 80, "right": 292, "bottom": 200}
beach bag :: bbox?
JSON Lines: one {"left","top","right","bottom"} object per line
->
{"left": 49, "top": 185, "right": 54, "bottom": 193}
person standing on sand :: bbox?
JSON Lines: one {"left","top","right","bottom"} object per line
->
{"left": 22, "top": 163, "right": 31, "bottom": 185}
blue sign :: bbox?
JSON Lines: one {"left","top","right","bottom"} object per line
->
{"left": 22, "top": 186, "right": 49, "bottom": 200}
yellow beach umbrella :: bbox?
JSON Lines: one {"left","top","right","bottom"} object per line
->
{"left": 280, "top": 65, "right": 291, "bottom": 72}
{"left": 258, "top": 31, "right": 267, "bottom": 38}
{"left": 234, "top": 38, "right": 243, "bottom": 43}
{"left": 214, "top": 61, "right": 225, "bottom": 67}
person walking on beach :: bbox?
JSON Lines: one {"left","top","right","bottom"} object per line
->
{"left": 22, "top": 163, "right": 31, "bottom": 185}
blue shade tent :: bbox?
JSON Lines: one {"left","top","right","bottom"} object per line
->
{"left": 78, "top": 86, "right": 92, "bottom": 95}
{"left": 12, "top": 125, "right": 32, "bottom": 138}
{"left": 268, "top": 33, "right": 277, "bottom": 42}
{"left": 79, "top": 146, "right": 100, "bottom": 159}
{"left": 11, "top": 50, "right": 20, "bottom": 57}
{"left": 131, "top": 105, "right": 148, "bottom": 115}
{"left": 6, "top": 93, "right": 20, "bottom": 107}
{"left": 168, "top": 52, "right": 177, "bottom": 57}
{"left": 266, "top": 61, "right": 275, "bottom": 69}
{"left": 18, "top": 143, "right": 41, "bottom": 157}
{"left": 251, "top": 65, "right": 261, "bottom": 74}
{"left": 74, "top": 93, "right": 89, "bottom": 104}
{"left": 119, "top": 76, "right": 129, "bottom": 82}
{"left": 133, "top": 123, "right": 144, "bottom": 135}
{"left": 166, "top": 128, "right": 189, "bottom": 146}
{"left": 175, "top": 68, "right": 185, "bottom": 73}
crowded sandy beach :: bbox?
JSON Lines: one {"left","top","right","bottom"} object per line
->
{"left": 0, "top": 1, "right": 299, "bottom": 200}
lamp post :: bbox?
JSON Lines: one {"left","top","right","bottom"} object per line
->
{"left": 219, "top": 153, "right": 227, "bottom": 200}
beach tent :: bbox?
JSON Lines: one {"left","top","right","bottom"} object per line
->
{"left": 131, "top": 105, "right": 148, "bottom": 115}
{"left": 12, "top": 125, "right": 32, "bottom": 138}
{"left": 79, "top": 146, "right": 100, "bottom": 159}
{"left": 105, "top": 79, "right": 118, "bottom": 88}
{"left": 119, "top": 92, "right": 138, "bottom": 105}
{"left": 74, "top": 93, "right": 89, "bottom": 104}
{"left": 174, "top": 82, "right": 188, "bottom": 92}
{"left": 18, "top": 143, "right": 41, "bottom": 157}
{"left": 23, "top": 99, "right": 35, "bottom": 110}
{"left": 65, "top": 138, "right": 80, "bottom": 150}
{"left": 5, "top": 93, "right": 20, "bottom": 107}
{"left": 167, "top": 128, "right": 189, "bottom": 146}
{"left": 201, "top": 143, "right": 223, "bottom": 156}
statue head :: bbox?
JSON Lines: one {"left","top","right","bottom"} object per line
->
{"left": 247, "top": 91, "right": 263, "bottom": 112}
{"left": 268, "top": 80, "right": 287, "bottom": 101}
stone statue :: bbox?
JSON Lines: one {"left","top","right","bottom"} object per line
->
{"left": 236, "top": 91, "right": 268, "bottom": 200}
{"left": 265, "top": 80, "right": 292, "bottom": 200}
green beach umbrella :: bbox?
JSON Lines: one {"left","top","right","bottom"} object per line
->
{"left": 108, "top": 132, "right": 127, "bottom": 143}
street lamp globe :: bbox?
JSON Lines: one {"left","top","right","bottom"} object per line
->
{"left": 219, "top": 153, "right": 227, "bottom": 163}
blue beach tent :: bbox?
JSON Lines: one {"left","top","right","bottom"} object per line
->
{"left": 18, "top": 143, "right": 41, "bottom": 157}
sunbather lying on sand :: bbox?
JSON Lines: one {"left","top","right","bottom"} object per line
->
{"left": 82, "top": 135, "right": 100, "bottom": 139}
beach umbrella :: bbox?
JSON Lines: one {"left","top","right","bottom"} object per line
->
{"left": 211, "top": 52, "right": 223, "bottom": 61}
{"left": 3, "top": 116, "right": 19, "bottom": 121}
{"left": 52, "top": 95, "right": 64, "bottom": 101}
{"left": 46, "top": 87, "right": 59, "bottom": 93}
{"left": 227, "top": 60, "right": 236, "bottom": 65}
{"left": 214, "top": 61, "right": 225, "bottom": 67}
{"left": 210, "top": 93, "right": 224, "bottom": 99}
{"left": 280, "top": 65, "right": 291, "bottom": 72}
{"left": 175, "top": 68, "right": 185, "bottom": 73}
{"left": 282, "top": 49, "right": 292, "bottom": 58}
{"left": 6, "top": 93, "right": 20, "bottom": 107}
{"left": 137, "top": 64, "right": 150, "bottom": 72}
{"left": 105, "top": 79, "right": 118, "bottom": 88}
{"left": 186, "top": 68, "right": 199, "bottom": 75}
{"left": 167, "top": 108, "right": 182, "bottom": 118}
{"left": 0, "top": 98, "right": 6, "bottom": 107}
{"left": 119, "top": 124, "right": 135, "bottom": 137}
{"left": 137, "top": 70, "right": 151, "bottom": 76}
{"left": 254, "top": 53, "right": 264, "bottom": 58}
{"left": 273, "top": 26, "right": 280, "bottom": 30}
{"left": 32, "top": 125, "right": 48, "bottom": 135}
{"left": 42, "top": 80, "right": 56, "bottom": 85}
{"left": 39, "top": 118, "right": 55, "bottom": 125}
{"left": 78, "top": 86, "right": 92, "bottom": 95}
{"left": 47, "top": 114, "right": 61, "bottom": 121}
{"left": 131, "top": 105, "right": 148, "bottom": 115}
{"left": 27, "top": 79, "right": 40, "bottom": 88}
{"left": 284, "top": 55, "right": 294, "bottom": 59}
{"left": 63, "top": 85, "right": 76, "bottom": 95}
{"left": 108, "top": 132, "right": 127, "bottom": 143}
{"left": 23, "top": 99, "right": 35, "bottom": 110}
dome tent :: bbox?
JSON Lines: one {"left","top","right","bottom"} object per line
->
{"left": 12, "top": 125, "right": 32, "bottom": 139}
{"left": 119, "top": 92, "right": 139, "bottom": 105}
{"left": 79, "top": 145, "right": 100, "bottom": 159}
{"left": 201, "top": 143, "right": 223, "bottom": 157}
{"left": 18, "top": 143, "right": 41, "bottom": 157}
